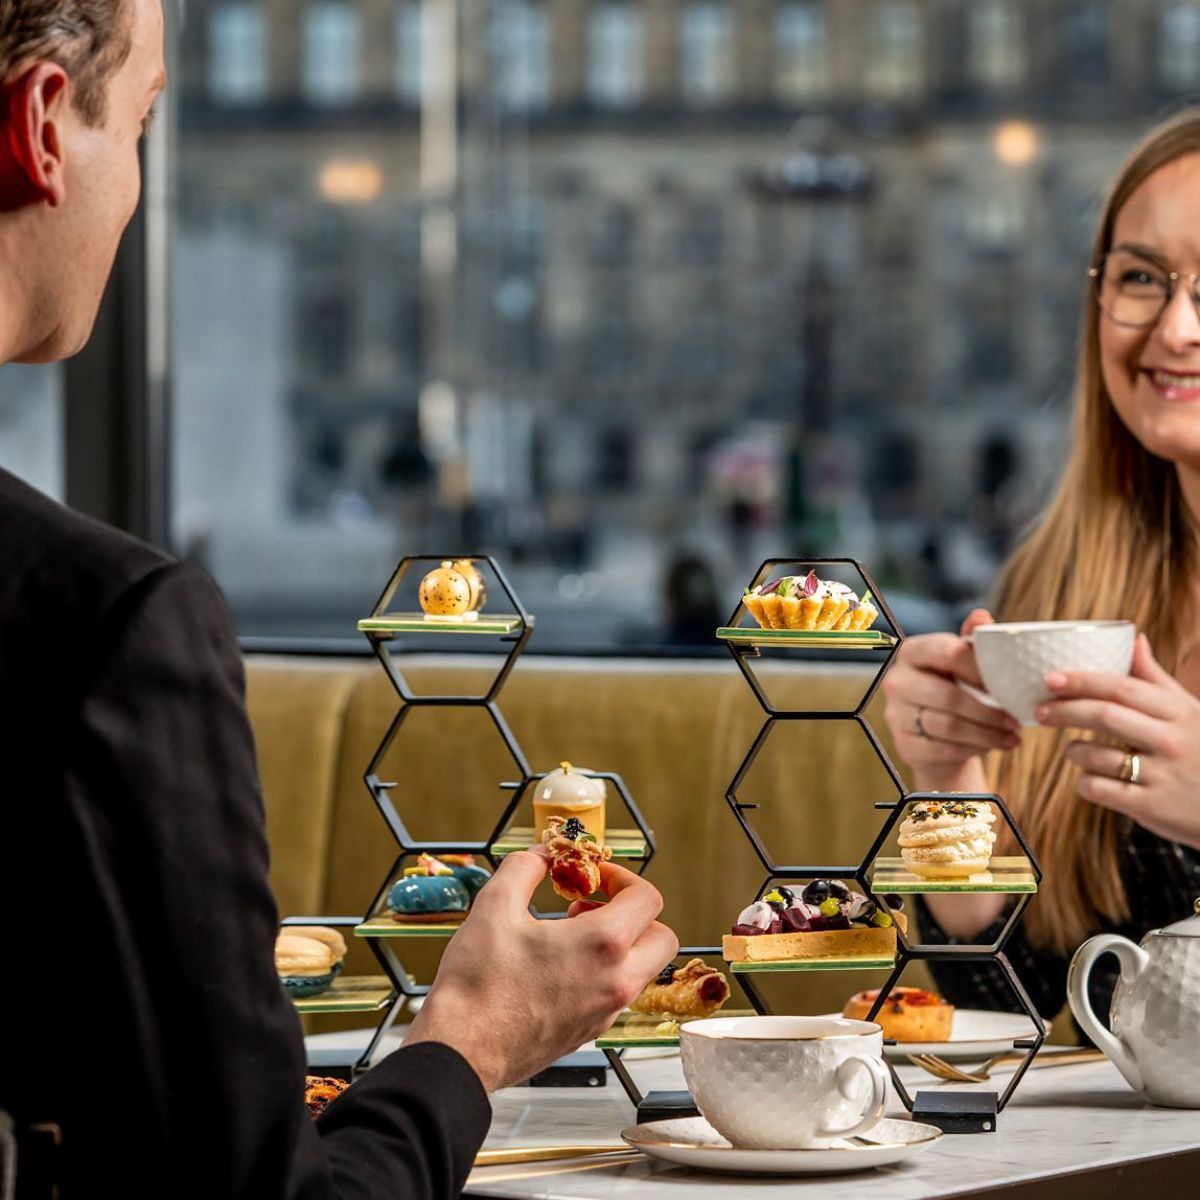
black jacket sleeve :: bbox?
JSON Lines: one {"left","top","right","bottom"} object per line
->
{"left": 64, "top": 560, "right": 490, "bottom": 1198}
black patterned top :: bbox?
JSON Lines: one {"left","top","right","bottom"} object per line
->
{"left": 916, "top": 822, "right": 1200, "bottom": 1025}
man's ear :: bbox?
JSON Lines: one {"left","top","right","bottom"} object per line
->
{"left": 0, "top": 63, "right": 71, "bottom": 212}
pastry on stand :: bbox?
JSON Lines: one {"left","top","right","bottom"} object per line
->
{"left": 630, "top": 959, "right": 731, "bottom": 1019}
{"left": 275, "top": 926, "right": 347, "bottom": 998}
{"left": 386, "top": 854, "right": 471, "bottom": 923}
{"left": 742, "top": 570, "right": 878, "bottom": 632}
{"left": 533, "top": 761, "right": 606, "bottom": 843}
{"left": 417, "top": 559, "right": 488, "bottom": 621}
{"left": 898, "top": 799, "right": 997, "bottom": 879}
{"left": 722, "top": 881, "right": 904, "bottom": 964}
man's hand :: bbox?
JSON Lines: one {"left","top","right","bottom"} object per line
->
{"left": 403, "top": 849, "right": 678, "bottom": 1092}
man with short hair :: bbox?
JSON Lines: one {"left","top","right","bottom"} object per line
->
{"left": 0, "top": 3, "right": 677, "bottom": 1196}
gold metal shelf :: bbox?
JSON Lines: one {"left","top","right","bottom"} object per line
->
{"left": 871, "top": 856, "right": 1038, "bottom": 895}
{"left": 355, "top": 916, "right": 465, "bottom": 938}
{"left": 290, "top": 975, "right": 396, "bottom": 1013}
{"left": 491, "top": 826, "right": 650, "bottom": 860}
{"left": 358, "top": 613, "right": 528, "bottom": 636}
{"left": 729, "top": 955, "right": 897, "bottom": 974}
{"left": 595, "top": 1008, "right": 758, "bottom": 1049}
{"left": 716, "top": 626, "right": 896, "bottom": 649}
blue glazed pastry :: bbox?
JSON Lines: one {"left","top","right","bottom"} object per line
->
{"left": 438, "top": 853, "right": 492, "bottom": 901}
{"left": 276, "top": 926, "right": 347, "bottom": 999}
{"left": 388, "top": 854, "right": 471, "bottom": 923}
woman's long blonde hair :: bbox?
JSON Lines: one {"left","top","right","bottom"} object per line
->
{"left": 991, "top": 110, "right": 1200, "bottom": 954}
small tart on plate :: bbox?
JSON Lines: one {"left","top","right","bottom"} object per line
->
{"left": 842, "top": 986, "right": 954, "bottom": 1042}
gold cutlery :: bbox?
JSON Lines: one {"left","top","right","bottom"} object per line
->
{"left": 907, "top": 1047, "right": 1106, "bottom": 1084}
{"left": 474, "top": 1144, "right": 638, "bottom": 1168}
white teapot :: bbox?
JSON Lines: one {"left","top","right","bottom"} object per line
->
{"left": 1068, "top": 898, "right": 1200, "bottom": 1107}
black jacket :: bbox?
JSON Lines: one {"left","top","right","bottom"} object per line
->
{"left": 0, "top": 467, "right": 490, "bottom": 1198}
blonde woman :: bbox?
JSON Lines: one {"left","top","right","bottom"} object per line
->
{"left": 881, "top": 110, "right": 1200, "bottom": 1021}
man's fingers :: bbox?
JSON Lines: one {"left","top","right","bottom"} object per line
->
{"left": 570, "top": 861, "right": 665, "bottom": 948}
{"left": 473, "top": 848, "right": 548, "bottom": 916}
{"left": 566, "top": 898, "right": 605, "bottom": 918}
{"left": 620, "top": 920, "right": 680, "bottom": 993}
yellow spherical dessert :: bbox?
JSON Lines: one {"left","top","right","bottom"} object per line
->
{"left": 419, "top": 561, "right": 472, "bottom": 616}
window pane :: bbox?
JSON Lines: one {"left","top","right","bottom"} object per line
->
{"left": 301, "top": 1, "right": 363, "bottom": 106}
{"left": 968, "top": 0, "right": 1025, "bottom": 90}
{"left": 587, "top": 3, "right": 645, "bottom": 109}
{"left": 208, "top": 1, "right": 267, "bottom": 105}
{"left": 865, "top": 0, "right": 923, "bottom": 100}
{"left": 491, "top": 0, "right": 551, "bottom": 113}
{"left": 395, "top": 1, "right": 424, "bottom": 106}
{"left": 1161, "top": 2, "right": 1200, "bottom": 91}
{"left": 679, "top": 1, "right": 737, "bottom": 106}
{"left": 775, "top": 2, "right": 830, "bottom": 104}
{"left": 0, "top": 364, "right": 64, "bottom": 502}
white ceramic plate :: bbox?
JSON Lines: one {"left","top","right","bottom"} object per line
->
{"left": 621, "top": 1116, "right": 941, "bottom": 1176}
{"left": 819, "top": 1009, "right": 1044, "bottom": 1061}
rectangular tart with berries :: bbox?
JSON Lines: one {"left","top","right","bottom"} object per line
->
{"left": 721, "top": 880, "right": 905, "bottom": 963}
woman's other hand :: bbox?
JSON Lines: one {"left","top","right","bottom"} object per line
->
{"left": 1037, "top": 633, "right": 1200, "bottom": 851}
{"left": 881, "top": 608, "right": 1022, "bottom": 791}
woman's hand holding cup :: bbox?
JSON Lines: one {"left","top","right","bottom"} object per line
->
{"left": 881, "top": 608, "right": 1022, "bottom": 791}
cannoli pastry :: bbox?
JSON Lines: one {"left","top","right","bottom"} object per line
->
{"left": 305, "top": 1075, "right": 350, "bottom": 1118}
{"left": 842, "top": 986, "right": 954, "bottom": 1042}
{"left": 630, "top": 958, "right": 731, "bottom": 1018}
{"left": 542, "top": 815, "right": 612, "bottom": 901}
{"left": 722, "top": 880, "right": 905, "bottom": 964}
{"left": 743, "top": 571, "right": 876, "bottom": 632}
{"left": 898, "top": 799, "right": 997, "bottom": 879}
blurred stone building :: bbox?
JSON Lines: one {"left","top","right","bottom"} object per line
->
{"left": 172, "top": 1, "right": 1200, "bottom": 639}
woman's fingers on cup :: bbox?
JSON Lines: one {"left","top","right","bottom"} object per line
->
{"left": 1039, "top": 666, "right": 1179, "bottom": 722}
{"left": 901, "top": 673, "right": 1020, "bottom": 735}
{"left": 905, "top": 705, "right": 1020, "bottom": 752}
{"left": 1035, "top": 694, "right": 1163, "bottom": 749}
{"left": 959, "top": 608, "right": 995, "bottom": 637}
{"left": 905, "top": 631, "right": 987, "bottom": 690}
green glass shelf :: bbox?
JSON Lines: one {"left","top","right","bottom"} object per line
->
{"left": 716, "top": 626, "right": 896, "bottom": 649}
{"left": 871, "top": 856, "right": 1038, "bottom": 894}
{"left": 355, "top": 916, "right": 466, "bottom": 938}
{"left": 729, "top": 955, "right": 897, "bottom": 974}
{"left": 491, "top": 827, "right": 649, "bottom": 859}
{"left": 291, "top": 975, "right": 396, "bottom": 1013}
{"left": 358, "top": 613, "right": 528, "bottom": 636}
{"left": 596, "top": 1008, "right": 758, "bottom": 1049}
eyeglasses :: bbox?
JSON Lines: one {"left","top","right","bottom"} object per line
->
{"left": 1089, "top": 250, "right": 1200, "bottom": 328}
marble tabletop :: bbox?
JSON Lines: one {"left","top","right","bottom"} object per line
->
{"left": 306, "top": 1031, "right": 1200, "bottom": 1199}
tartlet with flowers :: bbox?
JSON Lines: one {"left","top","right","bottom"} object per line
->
{"left": 742, "top": 570, "right": 878, "bottom": 632}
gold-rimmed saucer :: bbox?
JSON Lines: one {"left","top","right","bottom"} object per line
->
{"left": 621, "top": 1116, "right": 941, "bottom": 1175}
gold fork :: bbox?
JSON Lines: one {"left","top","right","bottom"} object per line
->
{"left": 907, "top": 1047, "right": 1105, "bottom": 1084}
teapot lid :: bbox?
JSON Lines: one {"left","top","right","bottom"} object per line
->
{"left": 1159, "top": 897, "right": 1200, "bottom": 937}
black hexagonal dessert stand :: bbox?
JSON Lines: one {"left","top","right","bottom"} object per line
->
{"left": 712, "top": 559, "right": 1046, "bottom": 1132}
{"left": 284, "top": 555, "right": 656, "bottom": 1078}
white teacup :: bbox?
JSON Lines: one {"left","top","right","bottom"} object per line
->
{"left": 679, "top": 1015, "right": 888, "bottom": 1150}
{"left": 969, "top": 620, "right": 1136, "bottom": 727}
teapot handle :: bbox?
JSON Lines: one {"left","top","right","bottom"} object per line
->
{"left": 1067, "top": 933, "right": 1148, "bottom": 1093}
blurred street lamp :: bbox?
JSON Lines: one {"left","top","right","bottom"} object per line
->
{"left": 993, "top": 120, "right": 1039, "bottom": 167}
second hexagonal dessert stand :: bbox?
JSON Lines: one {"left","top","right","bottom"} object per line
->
{"left": 714, "top": 558, "right": 1046, "bottom": 1132}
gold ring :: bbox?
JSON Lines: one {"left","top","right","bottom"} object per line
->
{"left": 914, "top": 707, "right": 928, "bottom": 738}
{"left": 1119, "top": 750, "right": 1141, "bottom": 785}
